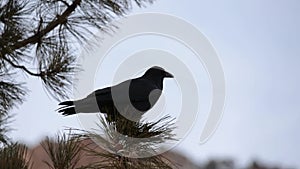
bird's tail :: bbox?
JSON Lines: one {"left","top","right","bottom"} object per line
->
{"left": 57, "top": 101, "right": 76, "bottom": 116}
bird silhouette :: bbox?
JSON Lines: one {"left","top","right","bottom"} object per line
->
{"left": 57, "top": 66, "right": 173, "bottom": 121}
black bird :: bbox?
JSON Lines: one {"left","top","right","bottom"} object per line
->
{"left": 58, "top": 66, "right": 174, "bottom": 120}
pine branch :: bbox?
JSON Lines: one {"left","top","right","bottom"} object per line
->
{"left": 0, "top": 80, "right": 26, "bottom": 114}
{"left": 82, "top": 114, "right": 176, "bottom": 168}
{"left": 2, "top": 57, "right": 41, "bottom": 77}
{"left": 10, "top": 0, "right": 81, "bottom": 51}
{"left": 0, "top": 143, "right": 33, "bottom": 169}
{"left": 41, "top": 131, "right": 88, "bottom": 169}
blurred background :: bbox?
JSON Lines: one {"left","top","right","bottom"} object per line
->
{"left": 9, "top": 0, "right": 300, "bottom": 168}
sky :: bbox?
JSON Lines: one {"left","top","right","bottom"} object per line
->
{"left": 9, "top": 0, "right": 300, "bottom": 168}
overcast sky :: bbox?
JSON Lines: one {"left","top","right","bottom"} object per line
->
{"left": 9, "top": 0, "right": 300, "bottom": 168}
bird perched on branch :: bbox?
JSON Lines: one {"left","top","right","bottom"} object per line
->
{"left": 57, "top": 66, "right": 174, "bottom": 121}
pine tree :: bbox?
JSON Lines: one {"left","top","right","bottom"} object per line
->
{"left": 0, "top": 0, "right": 153, "bottom": 144}
{"left": 0, "top": 1, "right": 177, "bottom": 168}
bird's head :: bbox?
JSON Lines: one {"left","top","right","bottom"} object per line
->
{"left": 144, "top": 66, "right": 174, "bottom": 79}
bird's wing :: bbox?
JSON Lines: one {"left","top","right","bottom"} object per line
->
{"left": 72, "top": 77, "right": 161, "bottom": 113}
{"left": 95, "top": 78, "right": 160, "bottom": 104}
{"left": 89, "top": 86, "right": 112, "bottom": 101}
{"left": 72, "top": 87, "right": 112, "bottom": 113}
{"left": 129, "top": 78, "right": 160, "bottom": 101}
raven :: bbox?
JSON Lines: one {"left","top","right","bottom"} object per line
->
{"left": 58, "top": 66, "right": 174, "bottom": 119}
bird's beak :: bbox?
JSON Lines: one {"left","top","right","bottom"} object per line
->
{"left": 164, "top": 71, "right": 174, "bottom": 78}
